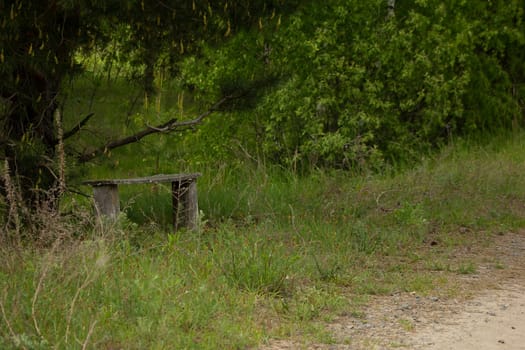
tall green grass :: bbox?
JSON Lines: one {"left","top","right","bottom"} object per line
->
{"left": 3, "top": 75, "right": 525, "bottom": 348}
{"left": 3, "top": 131, "right": 525, "bottom": 348}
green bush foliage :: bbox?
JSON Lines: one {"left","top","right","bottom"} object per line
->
{"left": 182, "top": 0, "right": 525, "bottom": 169}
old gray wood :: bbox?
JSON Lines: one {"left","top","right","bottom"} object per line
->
{"left": 171, "top": 177, "right": 199, "bottom": 231}
{"left": 92, "top": 184, "right": 120, "bottom": 219}
{"left": 84, "top": 173, "right": 201, "bottom": 231}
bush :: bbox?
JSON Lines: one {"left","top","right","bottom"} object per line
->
{"left": 181, "top": 0, "right": 525, "bottom": 169}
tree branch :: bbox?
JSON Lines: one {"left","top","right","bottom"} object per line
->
{"left": 77, "top": 94, "right": 235, "bottom": 163}
{"left": 63, "top": 113, "right": 94, "bottom": 141}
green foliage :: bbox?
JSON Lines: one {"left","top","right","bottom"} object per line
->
{"left": 3, "top": 131, "right": 525, "bottom": 348}
{"left": 214, "top": 227, "right": 296, "bottom": 295}
{"left": 181, "top": 0, "right": 525, "bottom": 169}
{"left": 0, "top": 0, "right": 300, "bottom": 206}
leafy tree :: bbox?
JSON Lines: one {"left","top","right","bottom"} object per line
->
{"left": 109, "top": 1, "right": 284, "bottom": 95}
{"left": 0, "top": 0, "right": 296, "bottom": 207}
{"left": 0, "top": 0, "right": 104, "bottom": 205}
{"left": 183, "top": 0, "right": 524, "bottom": 169}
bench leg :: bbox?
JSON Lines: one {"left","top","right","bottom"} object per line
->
{"left": 172, "top": 181, "right": 182, "bottom": 231}
{"left": 172, "top": 180, "right": 198, "bottom": 231}
{"left": 93, "top": 184, "right": 120, "bottom": 219}
{"left": 183, "top": 180, "right": 198, "bottom": 231}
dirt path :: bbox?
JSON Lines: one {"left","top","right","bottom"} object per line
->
{"left": 332, "top": 231, "right": 525, "bottom": 350}
{"left": 409, "top": 285, "right": 525, "bottom": 349}
{"left": 261, "top": 231, "right": 525, "bottom": 350}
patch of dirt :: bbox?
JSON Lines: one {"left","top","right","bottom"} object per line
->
{"left": 259, "top": 231, "right": 525, "bottom": 350}
{"left": 409, "top": 286, "right": 525, "bottom": 349}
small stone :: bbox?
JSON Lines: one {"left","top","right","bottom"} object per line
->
{"left": 430, "top": 296, "right": 439, "bottom": 302}
{"left": 400, "top": 303, "right": 411, "bottom": 310}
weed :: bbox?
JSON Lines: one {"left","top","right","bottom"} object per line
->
{"left": 493, "top": 262, "right": 506, "bottom": 270}
{"left": 425, "top": 260, "right": 451, "bottom": 272}
{"left": 348, "top": 310, "right": 366, "bottom": 319}
{"left": 457, "top": 262, "right": 478, "bottom": 275}
{"left": 216, "top": 230, "right": 296, "bottom": 296}
{"left": 398, "top": 318, "right": 415, "bottom": 332}
{"left": 312, "top": 254, "right": 342, "bottom": 282}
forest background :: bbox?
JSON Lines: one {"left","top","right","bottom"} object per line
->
{"left": 1, "top": 1, "right": 525, "bottom": 349}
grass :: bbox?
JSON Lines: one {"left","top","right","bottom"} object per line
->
{"left": 3, "top": 131, "right": 525, "bottom": 349}
{"left": 2, "top": 75, "right": 525, "bottom": 348}
{"left": 398, "top": 319, "right": 415, "bottom": 332}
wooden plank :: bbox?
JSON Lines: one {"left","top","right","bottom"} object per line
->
{"left": 93, "top": 184, "right": 120, "bottom": 219}
{"left": 83, "top": 173, "right": 201, "bottom": 186}
{"left": 184, "top": 180, "right": 199, "bottom": 231}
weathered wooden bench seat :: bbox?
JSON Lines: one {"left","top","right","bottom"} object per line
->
{"left": 83, "top": 173, "right": 201, "bottom": 231}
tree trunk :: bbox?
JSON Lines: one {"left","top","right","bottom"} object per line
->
{"left": 2, "top": 66, "right": 60, "bottom": 209}
{"left": 143, "top": 49, "right": 158, "bottom": 98}
{"left": 387, "top": 0, "right": 395, "bottom": 18}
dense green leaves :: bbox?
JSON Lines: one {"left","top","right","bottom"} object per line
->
{"left": 182, "top": 0, "right": 525, "bottom": 169}
{"left": 0, "top": 0, "right": 297, "bottom": 203}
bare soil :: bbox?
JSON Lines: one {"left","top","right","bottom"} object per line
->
{"left": 260, "top": 231, "right": 525, "bottom": 349}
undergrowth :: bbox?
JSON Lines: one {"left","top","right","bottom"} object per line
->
{"left": 2, "top": 132, "right": 525, "bottom": 348}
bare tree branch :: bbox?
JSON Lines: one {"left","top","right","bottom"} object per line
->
{"left": 77, "top": 94, "right": 236, "bottom": 163}
{"left": 63, "top": 112, "right": 94, "bottom": 141}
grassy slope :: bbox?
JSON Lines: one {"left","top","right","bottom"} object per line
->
{"left": 2, "top": 129, "right": 525, "bottom": 349}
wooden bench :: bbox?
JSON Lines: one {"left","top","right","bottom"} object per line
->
{"left": 83, "top": 173, "right": 201, "bottom": 231}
